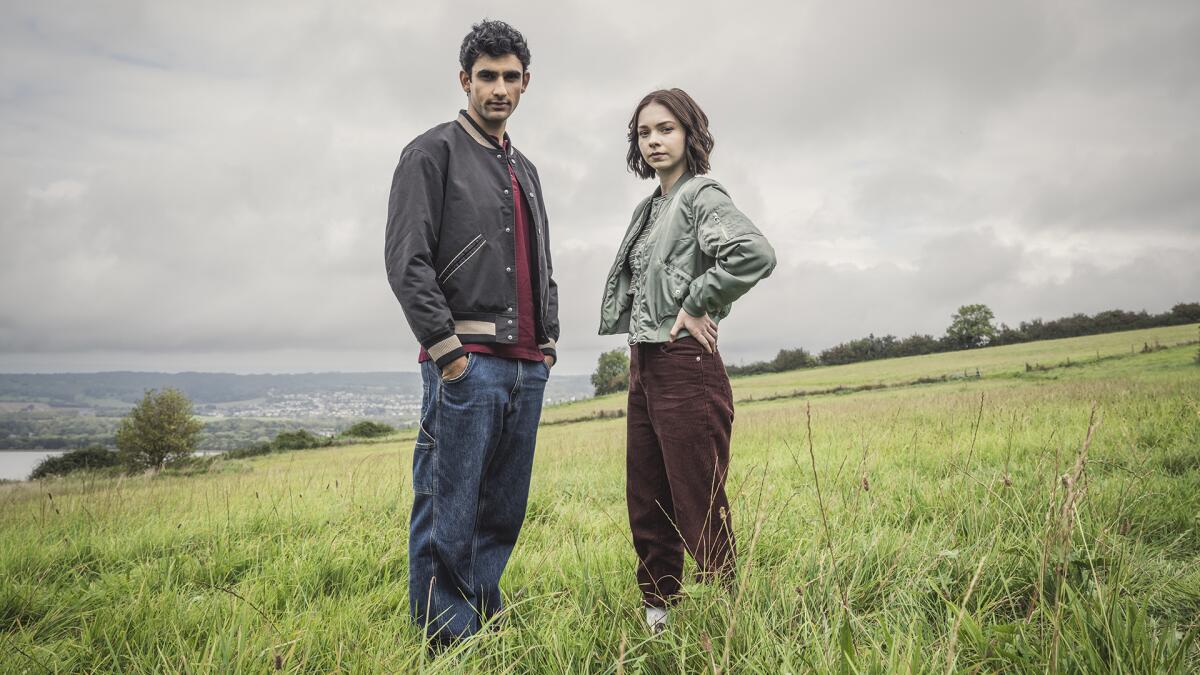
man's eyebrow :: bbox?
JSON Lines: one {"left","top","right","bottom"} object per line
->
{"left": 501, "top": 69, "right": 523, "bottom": 77}
{"left": 476, "top": 69, "right": 499, "bottom": 77}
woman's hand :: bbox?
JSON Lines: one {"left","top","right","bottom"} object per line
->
{"left": 669, "top": 308, "right": 718, "bottom": 353}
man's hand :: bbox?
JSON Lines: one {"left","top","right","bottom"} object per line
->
{"left": 440, "top": 355, "right": 469, "bottom": 381}
{"left": 543, "top": 354, "right": 555, "bottom": 369}
{"left": 669, "top": 308, "right": 718, "bottom": 353}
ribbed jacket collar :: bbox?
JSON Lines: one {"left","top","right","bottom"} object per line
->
{"left": 456, "top": 109, "right": 515, "bottom": 156}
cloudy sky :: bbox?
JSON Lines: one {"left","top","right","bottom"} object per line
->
{"left": 2, "top": 0, "right": 1198, "bottom": 375}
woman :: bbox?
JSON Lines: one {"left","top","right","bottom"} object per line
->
{"left": 599, "top": 88, "right": 776, "bottom": 632}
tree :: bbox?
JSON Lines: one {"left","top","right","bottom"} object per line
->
{"left": 591, "top": 349, "right": 630, "bottom": 396}
{"left": 771, "top": 348, "right": 818, "bottom": 371}
{"left": 946, "top": 304, "right": 997, "bottom": 349}
{"left": 1172, "top": 302, "right": 1200, "bottom": 323}
{"left": 115, "top": 388, "right": 204, "bottom": 472}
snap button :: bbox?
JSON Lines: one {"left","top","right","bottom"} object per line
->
{"left": 506, "top": 306, "right": 513, "bottom": 312}
{"left": 695, "top": 356, "right": 701, "bottom": 362}
{"left": 505, "top": 267, "right": 512, "bottom": 273}
{"left": 507, "top": 335, "right": 514, "bottom": 340}
{"left": 504, "top": 189, "right": 510, "bottom": 195}
{"left": 507, "top": 320, "right": 513, "bottom": 325}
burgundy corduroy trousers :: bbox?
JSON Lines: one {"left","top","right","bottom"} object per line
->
{"left": 626, "top": 336, "right": 736, "bottom": 607}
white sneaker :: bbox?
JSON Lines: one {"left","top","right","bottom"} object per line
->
{"left": 645, "top": 606, "right": 669, "bottom": 633}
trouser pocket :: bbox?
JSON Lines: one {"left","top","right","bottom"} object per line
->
{"left": 413, "top": 363, "right": 439, "bottom": 495}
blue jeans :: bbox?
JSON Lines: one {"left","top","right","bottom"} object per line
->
{"left": 408, "top": 353, "right": 549, "bottom": 642}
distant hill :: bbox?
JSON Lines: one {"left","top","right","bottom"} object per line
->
{"left": 0, "top": 370, "right": 596, "bottom": 451}
{"left": 0, "top": 371, "right": 595, "bottom": 410}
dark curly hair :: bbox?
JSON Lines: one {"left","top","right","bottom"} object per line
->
{"left": 626, "top": 88, "right": 714, "bottom": 179}
{"left": 459, "top": 19, "right": 531, "bottom": 74}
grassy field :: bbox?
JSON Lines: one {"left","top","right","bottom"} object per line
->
{"left": 541, "top": 323, "right": 1199, "bottom": 424}
{"left": 2, "top": 328, "right": 1198, "bottom": 672}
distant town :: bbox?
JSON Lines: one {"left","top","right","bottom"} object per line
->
{"left": 0, "top": 371, "right": 596, "bottom": 451}
{"left": 195, "top": 390, "right": 424, "bottom": 421}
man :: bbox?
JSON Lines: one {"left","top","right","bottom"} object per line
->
{"left": 384, "top": 19, "right": 558, "bottom": 644}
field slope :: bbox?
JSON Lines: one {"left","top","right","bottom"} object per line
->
{"left": 2, "top": 325, "right": 1198, "bottom": 672}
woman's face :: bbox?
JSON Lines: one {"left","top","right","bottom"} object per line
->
{"left": 636, "top": 102, "right": 686, "bottom": 177}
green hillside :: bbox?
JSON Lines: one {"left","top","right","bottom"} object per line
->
{"left": 542, "top": 322, "right": 1199, "bottom": 423}
{"left": 1, "top": 328, "right": 1198, "bottom": 671}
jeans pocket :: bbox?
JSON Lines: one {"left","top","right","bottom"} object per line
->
{"left": 416, "top": 385, "right": 436, "bottom": 443}
{"left": 441, "top": 353, "right": 476, "bottom": 384}
{"left": 412, "top": 445, "right": 437, "bottom": 495}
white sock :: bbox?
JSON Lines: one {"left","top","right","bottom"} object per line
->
{"left": 645, "top": 606, "right": 669, "bottom": 629}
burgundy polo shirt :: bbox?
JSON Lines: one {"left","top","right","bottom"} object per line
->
{"left": 419, "top": 138, "right": 542, "bottom": 365}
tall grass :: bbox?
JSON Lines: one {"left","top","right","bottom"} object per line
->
{"left": 1, "top": 340, "right": 1198, "bottom": 672}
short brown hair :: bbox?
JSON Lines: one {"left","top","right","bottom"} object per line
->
{"left": 626, "top": 88, "right": 715, "bottom": 179}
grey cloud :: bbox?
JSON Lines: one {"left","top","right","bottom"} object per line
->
{"left": 1023, "top": 138, "right": 1200, "bottom": 233}
{"left": 1, "top": 1, "right": 1197, "bottom": 375}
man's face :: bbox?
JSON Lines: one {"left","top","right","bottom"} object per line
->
{"left": 460, "top": 53, "right": 529, "bottom": 127}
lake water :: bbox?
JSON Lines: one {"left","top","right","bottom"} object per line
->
{"left": 0, "top": 450, "right": 225, "bottom": 482}
{"left": 0, "top": 450, "right": 62, "bottom": 481}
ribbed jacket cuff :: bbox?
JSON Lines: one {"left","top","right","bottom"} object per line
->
{"left": 426, "top": 334, "right": 466, "bottom": 369}
{"left": 539, "top": 338, "right": 558, "bottom": 363}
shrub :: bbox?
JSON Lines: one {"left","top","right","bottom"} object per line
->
{"left": 342, "top": 421, "right": 395, "bottom": 438}
{"left": 30, "top": 446, "right": 120, "bottom": 480}
{"left": 224, "top": 442, "right": 274, "bottom": 460}
{"left": 160, "top": 453, "right": 216, "bottom": 476}
{"left": 272, "top": 430, "right": 329, "bottom": 451}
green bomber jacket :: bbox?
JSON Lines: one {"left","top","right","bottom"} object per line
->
{"left": 598, "top": 174, "right": 776, "bottom": 343}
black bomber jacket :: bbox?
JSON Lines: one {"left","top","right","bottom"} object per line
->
{"left": 385, "top": 111, "right": 560, "bottom": 369}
